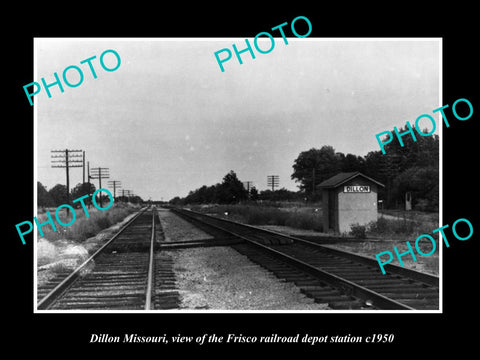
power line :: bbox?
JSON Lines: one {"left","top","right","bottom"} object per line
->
{"left": 107, "top": 180, "right": 122, "bottom": 200}
{"left": 243, "top": 181, "right": 253, "bottom": 192}
{"left": 90, "top": 167, "right": 110, "bottom": 207}
{"left": 243, "top": 181, "right": 253, "bottom": 199}
{"left": 120, "top": 189, "right": 133, "bottom": 202}
{"left": 267, "top": 175, "right": 279, "bottom": 191}
{"left": 50, "top": 149, "right": 83, "bottom": 214}
{"left": 82, "top": 151, "right": 86, "bottom": 184}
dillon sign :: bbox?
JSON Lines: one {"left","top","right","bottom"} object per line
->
{"left": 344, "top": 185, "right": 370, "bottom": 193}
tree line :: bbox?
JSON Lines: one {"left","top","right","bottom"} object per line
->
{"left": 38, "top": 182, "right": 143, "bottom": 208}
{"left": 171, "top": 125, "right": 439, "bottom": 211}
{"left": 169, "top": 171, "right": 304, "bottom": 206}
{"left": 291, "top": 126, "right": 438, "bottom": 210}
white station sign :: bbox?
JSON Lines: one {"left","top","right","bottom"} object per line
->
{"left": 344, "top": 185, "right": 371, "bottom": 193}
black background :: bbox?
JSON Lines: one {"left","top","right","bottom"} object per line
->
{"left": 5, "top": 4, "right": 478, "bottom": 355}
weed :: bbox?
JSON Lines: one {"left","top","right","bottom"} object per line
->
{"left": 195, "top": 204, "right": 323, "bottom": 232}
{"left": 349, "top": 224, "right": 367, "bottom": 239}
{"left": 367, "top": 216, "right": 437, "bottom": 239}
{"left": 37, "top": 204, "right": 137, "bottom": 243}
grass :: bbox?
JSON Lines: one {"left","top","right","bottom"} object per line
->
{"left": 189, "top": 204, "right": 440, "bottom": 275}
{"left": 190, "top": 204, "right": 439, "bottom": 241}
{"left": 36, "top": 203, "right": 139, "bottom": 242}
{"left": 366, "top": 215, "right": 438, "bottom": 239}
{"left": 379, "top": 209, "right": 438, "bottom": 224}
{"left": 325, "top": 238, "right": 439, "bottom": 276}
{"left": 37, "top": 203, "right": 140, "bottom": 282}
{"left": 191, "top": 204, "right": 324, "bottom": 232}
{"left": 344, "top": 214, "right": 440, "bottom": 275}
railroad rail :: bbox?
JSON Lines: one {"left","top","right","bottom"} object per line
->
{"left": 172, "top": 208, "right": 439, "bottom": 310}
{"left": 37, "top": 207, "right": 179, "bottom": 310}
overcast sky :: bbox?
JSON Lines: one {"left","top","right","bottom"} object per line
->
{"left": 35, "top": 38, "right": 440, "bottom": 201}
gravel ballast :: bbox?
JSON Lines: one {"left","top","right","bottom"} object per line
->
{"left": 258, "top": 225, "right": 439, "bottom": 276}
{"left": 168, "top": 246, "right": 329, "bottom": 310}
{"left": 157, "top": 210, "right": 329, "bottom": 310}
{"left": 157, "top": 208, "right": 213, "bottom": 242}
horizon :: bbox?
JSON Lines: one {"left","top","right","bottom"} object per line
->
{"left": 35, "top": 38, "right": 441, "bottom": 201}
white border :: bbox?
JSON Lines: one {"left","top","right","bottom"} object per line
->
{"left": 34, "top": 38, "right": 39, "bottom": 312}
{"left": 34, "top": 37, "right": 443, "bottom": 314}
{"left": 438, "top": 38, "right": 443, "bottom": 312}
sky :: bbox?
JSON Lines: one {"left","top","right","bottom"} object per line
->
{"left": 35, "top": 38, "right": 440, "bottom": 201}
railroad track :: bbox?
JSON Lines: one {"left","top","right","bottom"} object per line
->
{"left": 37, "top": 207, "right": 179, "bottom": 310}
{"left": 172, "top": 208, "right": 439, "bottom": 311}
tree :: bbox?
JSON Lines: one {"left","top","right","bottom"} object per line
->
{"left": 37, "top": 182, "right": 54, "bottom": 207}
{"left": 179, "top": 170, "right": 248, "bottom": 204}
{"left": 259, "top": 188, "right": 301, "bottom": 202}
{"left": 364, "top": 150, "right": 386, "bottom": 182}
{"left": 71, "top": 182, "right": 96, "bottom": 200}
{"left": 380, "top": 126, "right": 439, "bottom": 172}
{"left": 217, "top": 170, "right": 248, "bottom": 204}
{"left": 369, "top": 127, "right": 439, "bottom": 207}
{"left": 182, "top": 184, "right": 220, "bottom": 204}
{"left": 129, "top": 195, "right": 144, "bottom": 204}
{"left": 341, "top": 153, "right": 366, "bottom": 173}
{"left": 70, "top": 182, "right": 96, "bottom": 208}
{"left": 48, "top": 184, "right": 69, "bottom": 206}
{"left": 392, "top": 166, "right": 439, "bottom": 211}
{"left": 291, "top": 146, "right": 341, "bottom": 195}
{"left": 249, "top": 186, "right": 259, "bottom": 201}
{"left": 169, "top": 196, "right": 184, "bottom": 205}
{"left": 291, "top": 134, "right": 439, "bottom": 210}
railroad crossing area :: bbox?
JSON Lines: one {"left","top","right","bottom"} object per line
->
{"left": 36, "top": 206, "right": 439, "bottom": 312}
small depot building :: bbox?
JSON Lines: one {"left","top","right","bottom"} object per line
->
{"left": 318, "top": 172, "right": 384, "bottom": 234}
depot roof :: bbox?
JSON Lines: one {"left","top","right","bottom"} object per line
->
{"left": 317, "top": 172, "right": 385, "bottom": 189}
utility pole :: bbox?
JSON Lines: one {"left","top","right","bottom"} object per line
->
{"left": 121, "top": 189, "right": 131, "bottom": 201}
{"left": 86, "top": 161, "right": 92, "bottom": 209}
{"left": 243, "top": 181, "right": 253, "bottom": 199}
{"left": 311, "top": 167, "right": 322, "bottom": 196}
{"left": 243, "top": 181, "right": 253, "bottom": 192}
{"left": 267, "top": 175, "right": 279, "bottom": 191}
{"left": 108, "top": 180, "right": 122, "bottom": 201}
{"left": 90, "top": 167, "right": 110, "bottom": 207}
{"left": 51, "top": 149, "right": 83, "bottom": 215}
{"left": 312, "top": 168, "right": 315, "bottom": 196}
{"left": 87, "top": 161, "right": 90, "bottom": 185}
{"left": 122, "top": 189, "right": 132, "bottom": 202}
{"left": 82, "top": 151, "right": 86, "bottom": 184}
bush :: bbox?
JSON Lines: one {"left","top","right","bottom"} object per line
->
{"left": 367, "top": 216, "right": 435, "bottom": 239}
{"left": 66, "top": 218, "right": 101, "bottom": 241}
{"left": 414, "top": 199, "right": 430, "bottom": 212}
{"left": 367, "top": 217, "right": 390, "bottom": 235}
{"left": 94, "top": 214, "right": 112, "bottom": 229}
{"left": 285, "top": 212, "right": 323, "bottom": 232}
{"left": 349, "top": 223, "right": 366, "bottom": 239}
